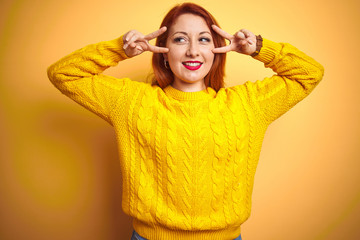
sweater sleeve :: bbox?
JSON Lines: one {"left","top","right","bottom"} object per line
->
{"left": 47, "top": 36, "right": 132, "bottom": 124}
{"left": 243, "top": 38, "right": 324, "bottom": 124}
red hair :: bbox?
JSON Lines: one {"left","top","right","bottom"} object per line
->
{"left": 151, "top": 3, "right": 226, "bottom": 92}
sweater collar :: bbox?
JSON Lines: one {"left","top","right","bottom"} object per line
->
{"left": 164, "top": 85, "right": 216, "bottom": 101}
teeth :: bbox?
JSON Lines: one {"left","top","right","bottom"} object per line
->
{"left": 184, "top": 62, "right": 201, "bottom": 66}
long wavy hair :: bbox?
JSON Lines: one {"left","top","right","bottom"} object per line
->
{"left": 151, "top": 3, "right": 226, "bottom": 92}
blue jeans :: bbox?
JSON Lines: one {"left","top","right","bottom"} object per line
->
{"left": 131, "top": 230, "right": 242, "bottom": 240}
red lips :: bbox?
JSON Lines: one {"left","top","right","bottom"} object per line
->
{"left": 182, "top": 61, "right": 203, "bottom": 70}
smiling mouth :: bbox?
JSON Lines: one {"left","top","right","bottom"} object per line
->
{"left": 182, "top": 61, "right": 203, "bottom": 70}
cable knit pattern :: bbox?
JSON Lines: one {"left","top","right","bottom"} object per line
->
{"left": 165, "top": 105, "right": 178, "bottom": 228}
{"left": 47, "top": 36, "right": 324, "bottom": 240}
{"left": 222, "top": 103, "right": 235, "bottom": 226}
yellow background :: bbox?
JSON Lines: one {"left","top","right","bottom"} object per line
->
{"left": 1, "top": 0, "right": 359, "bottom": 239}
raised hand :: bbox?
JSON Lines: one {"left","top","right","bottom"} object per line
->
{"left": 211, "top": 25, "right": 256, "bottom": 55}
{"left": 123, "top": 27, "right": 169, "bottom": 57}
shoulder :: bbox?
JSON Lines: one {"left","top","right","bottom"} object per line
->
{"left": 222, "top": 83, "right": 260, "bottom": 110}
{"left": 223, "top": 84, "right": 249, "bottom": 99}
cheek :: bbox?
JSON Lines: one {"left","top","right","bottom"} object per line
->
{"left": 201, "top": 43, "right": 215, "bottom": 58}
{"left": 203, "top": 49, "right": 215, "bottom": 63}
{"left": 167, "top": 47, "right": 183, "bottom": 62}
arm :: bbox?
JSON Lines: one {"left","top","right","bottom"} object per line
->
{"left": 47, "top": 37, "right": 131, "bottom": 124}
{"left": 212, "top": 26, "right": 324, "bottom": 124}
{"left": 246, "top": 38, "right": 324, "bottom": 123}
{"left": 47, "top": 28, "right": 168, "bottom": 124}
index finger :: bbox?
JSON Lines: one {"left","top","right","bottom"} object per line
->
{"left": 144, "top": 26, "right": 167, "bottom": 41}
{"left": 211, "top": 25, "right": 233, "bottom": 40}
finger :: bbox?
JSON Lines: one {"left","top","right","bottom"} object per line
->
{"left": 235, "top": 31, "right": 246, "bottom": 40}
{"left": 123, "top": 32, "right": 139, "bottom": 49}
{"left": 124, "top": 30, "right": 136, "bottom": 42}
{"left": 129, "top": 42, "right": 137, "bottom": 48}
{"left": 123, "top": 31, "right": 135, "bottom": 49}
{"left": 144, "top": 26, "right": 167, "bottom": 41}
{"left": 211, "top": 25, "right": 233, "bottom": 40}
{"left": 240, "top": 29, "right": 255, "bottom": 45}
{"left": 127, "top": 34, "right": 143, "bottom": 48}
{"left": 212, "top": 45, "right": 233, "bottom": 54}
{"left": 147, "top": 44, "right": 169, "bottom": 53}
{"left": 240, "top": 29, "right": 253, "bottom": 38}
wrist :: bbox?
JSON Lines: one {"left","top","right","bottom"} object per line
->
{"left": 250, "top": 35, "right": 263, "bottom": 57}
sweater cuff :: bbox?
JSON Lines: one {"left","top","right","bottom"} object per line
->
{"left": 104, "top": 35, "right": 130, "bottom": 60}
{"left": 252, "top": 38, "right": 282, "bottom": 65}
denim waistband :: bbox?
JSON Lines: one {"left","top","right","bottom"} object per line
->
{"left": 131, "top": 230, "right": 242, "bottom": 240}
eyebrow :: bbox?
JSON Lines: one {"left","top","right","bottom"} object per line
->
{"left": 171, "top": 31, "right": 212, "bottom": 36}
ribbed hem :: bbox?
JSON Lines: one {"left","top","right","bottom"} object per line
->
{"left": 164, "top": 85, "right": 216, "bottom": 101}
{"left": 105, "top": 35, "right": 130, "bottom": 60}
{"left": 252, "top": 38, "right": 282, "bottom": 65}
{"left": 133, "top": 219, "right": 241, "bottom": 240}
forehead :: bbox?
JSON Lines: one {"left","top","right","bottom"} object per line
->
{"left": 169, "top": 13, "right": 210, "bottom": 33}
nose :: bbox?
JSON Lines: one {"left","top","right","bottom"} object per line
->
{"left": 186, "top": 40, "right": 200, "bottom": 57}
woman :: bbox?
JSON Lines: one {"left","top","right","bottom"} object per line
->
{"left": 47, "top": 2, "right": 324, "bottom": 240}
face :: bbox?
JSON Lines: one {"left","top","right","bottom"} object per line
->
{"left": 164, "top": 13, "right": 215, "bottom": 90}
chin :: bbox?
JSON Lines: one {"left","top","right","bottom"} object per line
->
{"left": 181, "top": 74, "right": 206, "bottom": 83}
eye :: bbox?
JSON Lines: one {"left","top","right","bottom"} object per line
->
{"left": 199, "top": 37, "right": 211, "bottom": 43}
{"left": 174, "top": 37, "right": 186, "bottom": 43}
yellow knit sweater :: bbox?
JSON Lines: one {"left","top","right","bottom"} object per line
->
{"left": 47, "top": 36, "right": 324, "bottom": 240}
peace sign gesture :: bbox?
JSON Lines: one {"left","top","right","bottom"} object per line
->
{"left": 123, "top": 27, "right": 169, "bottom": 58}
{"left": 212, "top": 25, "right": 257, "bottom": 56}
